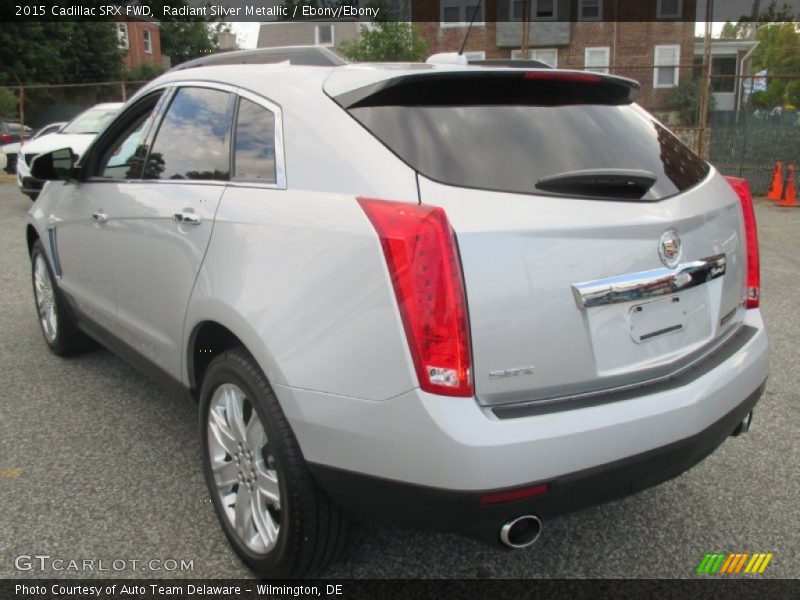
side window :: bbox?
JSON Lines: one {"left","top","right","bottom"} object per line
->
{"left": 144, "top": 87, "right": 234, "bottom": 181}
{"left": 95, "top": 93, "right": 162, "bottom": 180}
{"left": 233, "top": 98, "right": 277, "bottom": 183}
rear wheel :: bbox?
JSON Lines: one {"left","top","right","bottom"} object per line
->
{"left": 199, "top": 348, "right": 349, "bottom": 577}
{"left": 30, "top": 240, "right": 90, "bottom": 355}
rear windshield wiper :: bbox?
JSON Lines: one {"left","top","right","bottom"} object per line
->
{"left": 535, "top": 168, "right": 657, "bottom": 200}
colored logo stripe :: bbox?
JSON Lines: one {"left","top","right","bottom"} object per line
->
{"left": 697, "top": 552, "right": 773, "bottom": 574}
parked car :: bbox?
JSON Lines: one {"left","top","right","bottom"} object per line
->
{"left": 1, "top": 120, "right": 34, "bottom": 173}
{"left": 17, "top": 104, "right": 121, "bottom": 199}
{"left": 25, "top": 55, "right": 769, "bottom": 577}
{"left": 1, "top": 121, "right": 67, "bottom": 175}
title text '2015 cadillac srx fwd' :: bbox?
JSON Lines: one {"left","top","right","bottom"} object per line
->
{"left": 26, "top": 53, "right": 768, "bottom": 577}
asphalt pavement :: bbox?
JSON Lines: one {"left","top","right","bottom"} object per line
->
{"left": 0, "top": 181, "right": 797, "bottom": 579}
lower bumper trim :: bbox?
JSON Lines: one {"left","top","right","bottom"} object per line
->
{"left": 309, "top": 380, "right": 766, "bottom": 546}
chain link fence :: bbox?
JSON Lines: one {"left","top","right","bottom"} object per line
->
{"left": 0, "top": 80, "right": 149, "bottom": 132}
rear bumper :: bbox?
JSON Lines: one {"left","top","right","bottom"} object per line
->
{"left": 308, "top": 380, "right": 765, "bottom": 545}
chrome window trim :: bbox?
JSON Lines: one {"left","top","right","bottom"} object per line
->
{"left": 89, "top": 80, "right": 287, "bottom": 190}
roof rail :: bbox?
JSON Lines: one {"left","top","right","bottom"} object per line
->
{"left": 170, "top": 46, "right": 348, "bottom": 71}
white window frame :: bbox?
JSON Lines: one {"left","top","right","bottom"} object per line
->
{"left": 654, "top": 44, "right": 680, "bottom": 88}
{"left": 440, "top": 0, "right": 485, "bottom": 28}
{"left": 579, "top": 0, "right": 602, "bottom": 21}
{"left": 143, "top": 28, "right": 152, "bottom": 54}
{"left": 315, "top": 24, "right": 334, "bottom": 47}
{"left": 656, "top": 0, "right": 682, "bottom": 19}
{"left": 117, "top": 23, "right": 129, "bottom": 50}
{"left": 509, "top": 0, "right": 557, "bottom": 21}
{"left": 584, "top": 46, "right": 610, "bottom": 73}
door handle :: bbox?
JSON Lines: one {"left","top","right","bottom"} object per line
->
{"left": 91, "top": 212, "right": 108, "bottom": 224}
{"left": 173, "top": 212, "right": 202, "bottom": 225}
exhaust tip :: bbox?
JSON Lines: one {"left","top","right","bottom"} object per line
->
{"left": 732, "top": 411, "right": 753, "bottom": 437}
{"left": 500, "top": 515, "right": 542, "bottom": 549}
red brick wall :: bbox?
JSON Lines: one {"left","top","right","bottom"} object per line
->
{"left": 119, "top": 20, "right": 162, "bottom": 69}
{"left": 414, "top": 0, "right": 697, "bottom": 110}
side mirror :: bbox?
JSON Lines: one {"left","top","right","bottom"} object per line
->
{"left": 30, "top": 148, "right": 76, "bottom": 181}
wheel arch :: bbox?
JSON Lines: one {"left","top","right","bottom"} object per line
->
{"left": 26, "top": 224, "right": 40, "bottom": 255}
{"left": 184, "top": 304, "right": 287, "bottom": 397}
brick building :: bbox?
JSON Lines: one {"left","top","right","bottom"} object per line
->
{"left": 414, "top": 0, "right": 697, "bottom": 110}
{"left": 116, "top": 19, "right": 163, "bottom": 69}
{"left": 257, "top": 21, "right": 360, "bottom": 52}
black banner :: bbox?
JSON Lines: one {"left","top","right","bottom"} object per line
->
{"left": 3, "top": 579, "right": 800, "bottom": 600}
{"left": 3, "top": 0, "right": 800, "bottom": 23}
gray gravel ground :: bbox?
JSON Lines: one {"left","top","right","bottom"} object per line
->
{"left": 0, "top": 181, "right": 797, "bottom": 579}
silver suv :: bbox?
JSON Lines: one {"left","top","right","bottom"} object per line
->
{"left": 26, "top": 54, "right": 769, "bottom": 577}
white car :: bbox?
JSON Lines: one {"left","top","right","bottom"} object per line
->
{"left": 2, "top": 122, "right": 66, "bottom": 174}
{"left": 25, "top": 50, "right": 768, "bottom": 577}
{"left": 17, "top": 104, "right": 121, "bottom": 199}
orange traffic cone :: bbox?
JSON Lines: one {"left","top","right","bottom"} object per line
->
{"left": 777, "top": 164, "right": 799, "bottom": 207}
{"left": 767, "top": 161, "right": 783, "bottom": 200}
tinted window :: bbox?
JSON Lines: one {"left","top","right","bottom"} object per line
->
{"left": 349, "top": 103, "right": 709, "bottom": 200}
{"left": 234, "top": 99, "right": 276, "bottom": 182}
{"left": 98, "top": 113, "right": 152, "bottom": 180}
{"left": 145, "top": 87, "right": 234, "bottom": 181}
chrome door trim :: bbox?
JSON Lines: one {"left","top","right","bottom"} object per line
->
{"left": 141, "top": 80, "right": 287, "bottom": 191}
{"left": 572, "top": 254, "right": 727, "bottom": 309}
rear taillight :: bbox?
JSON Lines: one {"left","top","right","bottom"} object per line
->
{"left": 0, "top": 133, "right": 12, "bottom": 144}
{"left": 523, "top": 71, "right": 603, "bottom": 83}
{"left": 725, "top": 176, "right": 760, "bottom": 309}
{"left": 358, "top": 198, "right": 473, "bottom": 397}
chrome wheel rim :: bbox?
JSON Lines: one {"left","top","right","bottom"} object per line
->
{"left": 207, "top": 383, "right": 281, "bottom": 554}
{"left": 33, "top": 254, "right": 57, "bottom": 343}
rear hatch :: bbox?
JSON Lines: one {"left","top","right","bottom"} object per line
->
{"left": 329, "top": 68, "right": 747, "bottom": 408}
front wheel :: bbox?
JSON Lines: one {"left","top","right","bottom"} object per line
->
{"left": 30, "top": 240, "right": 90, "bottom": 355}
{"left": 199, "top": 348, "right": 349, "bottom": 577}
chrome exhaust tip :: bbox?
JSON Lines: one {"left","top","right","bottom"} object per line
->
{"left": 732, "top": 411, "right": 753, "bottom": 437}
{"left": 499, "top": 515, "right": 542, "bottom": 549}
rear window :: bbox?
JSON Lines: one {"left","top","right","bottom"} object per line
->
{"left": 344, "top": 77, "right": 709, "bottom": 200}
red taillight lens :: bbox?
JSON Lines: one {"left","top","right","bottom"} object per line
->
{"left": 523, "top": 71, "right": 603, "bottom": 83}
{"left": 0, "top": 133, "right": 12, "bottom": 144}
{"left": 725, "top": 176, "right": 760, "bottom": 309}
{"left": 358, "top": 198, "right": 473, "bottom": 397}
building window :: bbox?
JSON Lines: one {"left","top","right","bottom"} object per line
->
{"left": 510, "top": 0, "right": 556, "bottom": 20}
{"left": 657, "top": 0, "right": 681, "bottom": 19}
{"left": 579, "top": 0, "right": 602, "bottom": 20}
{"left": 585, "top": 47, "right": 610, "bottom": 73}
{"left": 441, "top": 0, "right": 484, "bottom": 26}
{"left": 117, "top": 23, "right": 129, "bottom": 50}
{"left": 654, "top": 44, "right": 680, "bottom": 88}
{"left": 315, "top": 24, "right": 333, "bottom": 46}
{"left": 511, "top": 48, "right": 558, "bottom": 67}
{"left": 143, "top": 29, "right": 153, "bottom": 54}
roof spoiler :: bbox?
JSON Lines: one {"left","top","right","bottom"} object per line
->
{"left": 332, "top": 70, "right": 640, "bottom": 110}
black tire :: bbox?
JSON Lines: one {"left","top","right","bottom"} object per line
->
{"left": 199, "top": 347, "right": 349, "bottom": 578}
{"left": 26, "top": 192, "right": 38, "bottom": 202}
{"left": 30, "top": 240, "right": 91, "bottom": 356}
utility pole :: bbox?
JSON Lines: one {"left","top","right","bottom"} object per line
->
{"left": 697, "top": 0, "right": 714, "bottom": 158}
{"left": 14, "top": 73, "right": 24, "bottom": 146}
{"left": 520, "top": 0, "right": 531, "bottom": 58}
